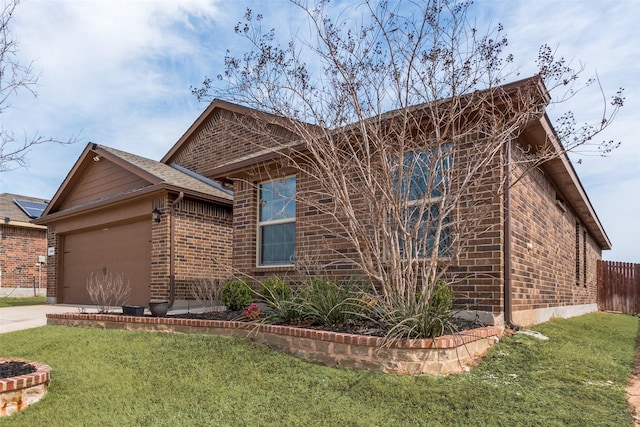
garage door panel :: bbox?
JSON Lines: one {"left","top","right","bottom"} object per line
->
{"left": 62, "top": 221, "right": 151, "bottom": 306}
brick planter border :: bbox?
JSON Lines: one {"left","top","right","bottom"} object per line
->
{"left": 47, "top": 313, "right": 503, "bottom": 375}
{"left": 0, "top": 359, "right": 51, "bottom": 417}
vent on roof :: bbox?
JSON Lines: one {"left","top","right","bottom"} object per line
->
{"left": 13, "top": 199, "right": 48, "bottom": 219}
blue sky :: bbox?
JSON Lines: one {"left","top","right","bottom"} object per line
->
{"left": 2, "top": 0, "right": 638, "bottom": 263}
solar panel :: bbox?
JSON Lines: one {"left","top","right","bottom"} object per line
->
{"left": 13, "top": 199, "right": 48, "bottom": 219}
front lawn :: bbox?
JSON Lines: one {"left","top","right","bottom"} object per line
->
{"left": 0, "top": 312, "right": 636, "bottom": 426}
{"left": 0, "top": 296, "right": 46, "bottom": 307}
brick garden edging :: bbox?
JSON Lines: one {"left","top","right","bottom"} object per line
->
{"left": 0, "top": 359, "right": 51, "bottom": 417}
{"left": 46, "top": 313, "right": 503, "bottom": 375}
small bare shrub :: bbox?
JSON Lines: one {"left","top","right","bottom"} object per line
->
{"left": 190, "top": 278, "right": 223, "bottom": 311}
{"left": 86, "top": 271, "right": 131, "bottom": 313}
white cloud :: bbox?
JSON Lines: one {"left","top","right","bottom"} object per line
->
{"left": 1, "top": 0, "right": 637, "bottom": 262}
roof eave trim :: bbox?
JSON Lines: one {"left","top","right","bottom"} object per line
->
{"left": 537, "top": 115, "right": 612, "bottom": 249}
{"left": 33, "top": 185, "right": 164, "bottom": 224}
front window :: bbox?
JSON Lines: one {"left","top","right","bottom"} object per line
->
{"left": 258, "top": 176, "right": 296, "bottom": 266}
{"left": 395, "top": 145, "right": 452, "bottom": 258}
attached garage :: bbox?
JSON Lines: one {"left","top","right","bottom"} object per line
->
{"left": 60, "top": 220, "right": 151, "bottom": 305}
{"left": 35, "top": 143, "right": 233, "bottom": 308}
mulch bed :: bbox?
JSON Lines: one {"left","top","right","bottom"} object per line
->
{"left": 0, "top": 361, "right": 36, "bottom": 379}
{"left": 167, "top": 310, "right": 483, "bottom": 337}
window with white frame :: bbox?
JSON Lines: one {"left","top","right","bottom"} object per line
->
{"left": 258, "top": 176, "right": 296, "bottom": 266}
{"left": 395, "top": 145, "right": 452, "bottom": 258}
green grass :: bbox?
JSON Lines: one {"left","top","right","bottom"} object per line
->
{"left": 0, "top": 312, "right": 636, "bottom": 426}
{"left": 0, "top": 296, "right": 46, "bottom": 307}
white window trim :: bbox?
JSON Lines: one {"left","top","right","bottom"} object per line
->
{"left": 256, "top": 176, "right": 296, "bottom": 268}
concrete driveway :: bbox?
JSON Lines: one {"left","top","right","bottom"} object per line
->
{"left": 0, "top": 305, "right": 82, "bottom": 334}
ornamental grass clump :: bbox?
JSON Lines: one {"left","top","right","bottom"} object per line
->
{"left": 296, "top": 278, "right": 361, "bottom": 327}
{"left": 259, "top": 277, "right": 300, "bottom": 323}
{"left": 363, "top": 281, "right": 456, "bottom": 341}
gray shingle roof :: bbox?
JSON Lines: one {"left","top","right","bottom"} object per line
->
{"left": 0, "top": 193, "right": 49, "bottom": 223}
{"left": 97, "top": 145, "right": 232, "bottom": 201}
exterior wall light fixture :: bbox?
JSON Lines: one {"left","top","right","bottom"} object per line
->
{"left": 152, "top": 208, "right": 162, "bottom": 223}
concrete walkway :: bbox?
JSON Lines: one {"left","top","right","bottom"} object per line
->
{"left": 0, "top": 305, "right": 84, "bottom": 334}
{"left": 0, "top": 302, "right": 204, "bottom": 334}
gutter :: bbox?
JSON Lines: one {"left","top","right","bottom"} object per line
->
{"left": 168, "top": 191, "right": 184, "bottom": 309}
{"left": 504, "top": 140, "right": 522, "bottom": 330}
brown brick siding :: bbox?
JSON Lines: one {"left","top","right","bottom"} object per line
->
{"left": 150, "top": 194, "right": 233, "bottom": 301}
{"left": 45, "top": 230, "right": 59, "bottom": 300}
{"left": 509, "top": 145, "right": 599, "bottom": 312}
{"left": 225, "top": 145, "right": 507, "bottom": 319}
{"left": 446, "top": 141, "right": 505, "bottom": 314}
{"left": 230, "top": 167, "right": 364, "bottom": 285}
{"left": 167, "top": 109, "right": 297, "bottom": 176}
{"left": 223, "top": 137, "right": 600, "bottom": 316}
{"left": 171, "top": 111, "right": 602, "bottom": 321}
{"left": 0, "top": 225, "right": 47, "bottom": 289}
{"left": 150, "top": 195, "right": 170, "bottom": 299}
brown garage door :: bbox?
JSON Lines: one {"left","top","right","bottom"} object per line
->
{"left": 61, "top": 221, "right": 151, "bottom": 305}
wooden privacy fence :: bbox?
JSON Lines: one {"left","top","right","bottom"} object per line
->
{"left": 598, "top": 260, "right": 640, "bottom": 314}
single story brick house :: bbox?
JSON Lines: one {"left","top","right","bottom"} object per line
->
{"left": 36, "top": 77, "right": 610, "bottom": 326}
{"left": 0, "top": 193, "right": 48, "bottom": 296}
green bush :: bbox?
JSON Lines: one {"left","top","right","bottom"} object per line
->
{"left": 221, "top": 280, "right": 253, "bottom": 311}
{"left": 261, "top": 277, "right": 292, "bottom": 301}
{"left": 428, "top": 281, "right": 454, "bottom": 317}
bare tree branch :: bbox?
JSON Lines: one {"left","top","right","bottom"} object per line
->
{"left": 0, "top": 0, "right": 76, "bottom": 173}
{"left": 193, "top": 0, "right": 624, "bottom": 318}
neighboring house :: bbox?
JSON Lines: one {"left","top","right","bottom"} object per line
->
{"left": 0, "top": 193, "right": 48, "bottom": 296}
{"left": 34, "top": 144, "right": 232, "bottom": 306}
{"left": 36, "top": 77, "right": 610, "bottom": 326}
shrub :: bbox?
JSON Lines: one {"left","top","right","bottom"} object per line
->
{"left": 297, "top": 278, "right": 359, "bottom": 326}
{"left": 260, "top": 277, "right": 291, "bottom": 301}
{"left": 362, "top": 281, "right": 455, "bottom": 340}
{"left": 86, "top": 271, "right": 131, "bottom": 313}
{"left": 243, "top": 303, "right": 262, "bottom": 320}
{"left": 259, "top": 277, "right": 300, "bottom": 323}
{"left": 221, "top": 280, "right": 253, "bottom": 311}
{"left": 190, "top": 278, "right": 223, "bottom": 311}
{"left": 428, "top": 281, "right": 454, "bottom": 318}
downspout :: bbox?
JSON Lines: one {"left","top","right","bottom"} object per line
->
{"left": 504, "top": 140, "right": 522, "bottom": 330}
{"left": 168, "top": 191, "right": 184, "bottom": 309}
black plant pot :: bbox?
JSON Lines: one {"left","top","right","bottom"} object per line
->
{"left": 148, "top": 300, "right": 169, "bottom": 317}
{"left": 122, "top": 305, "right": 145, "bottom": 316}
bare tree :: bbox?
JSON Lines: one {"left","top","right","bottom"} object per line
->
{"left": 0, "top": 0, "right": 74, "bottom": 172}
{"left": 194, "top": 1, "right": 623, "bottom": 323}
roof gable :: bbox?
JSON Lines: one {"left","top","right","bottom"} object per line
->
{"left": 39, "top": 143, "right": 232, "bottom": 220}
{"left": 161, "top": 99, "right": 302, "bottom": 176}
{"left": 57, "top": 152, "right": 151, "bottom": 211}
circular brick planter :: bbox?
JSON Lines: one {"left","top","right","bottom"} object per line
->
{"left": 0, "top": 359, "right": 50, "bottom": 417}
